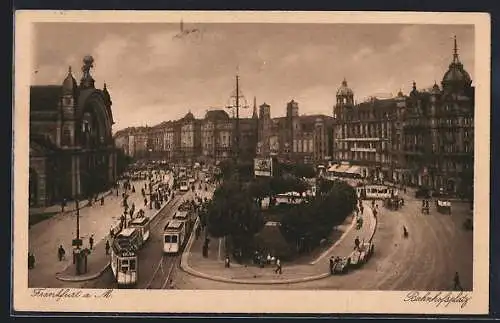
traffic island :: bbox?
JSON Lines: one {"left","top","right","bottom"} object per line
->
{"left": 180, "top": 200, "right": 378, "bottom": 285}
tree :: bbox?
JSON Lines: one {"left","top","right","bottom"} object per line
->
{"left": 206, "top": 180, "right": 265, "bottom": 257}
{"left": 279, "top": 179, "right": 357, "bottom": 252}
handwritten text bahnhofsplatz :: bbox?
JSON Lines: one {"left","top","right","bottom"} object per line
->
{"left": 31, "top": 288, "right": 113, "bottom": 301}
{"left": 404, "top": 291, "right": 471, "bottom": 309}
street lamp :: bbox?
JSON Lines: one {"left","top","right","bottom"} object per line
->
{"left": 72, "top": 199, "right": 83, "bottom": 275}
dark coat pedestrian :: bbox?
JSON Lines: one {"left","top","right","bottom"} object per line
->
{"left": 58, "top": 245, "right": 65, "bottom": 261}
{"left": 329, "top": 257, "right": 334, "bottom": 274}
{"left": 100, "top": 196, "right": 104, "bottom": 206}
{"left": 105, "top": 240, "right": 110, "bottom": 255}
{"left": 89, "top": 235, "right": 94, "bottom": 250}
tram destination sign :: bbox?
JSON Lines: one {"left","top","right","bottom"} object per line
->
{"left": 72, "top": 238, "right": 83, "bottom": 247}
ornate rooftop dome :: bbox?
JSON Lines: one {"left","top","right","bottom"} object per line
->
{"left": 62, "top": 66, "right": 77, "bottom": 95}
{"left": 337, "top": 78, "right": 354, "bottom": 97}
{"left": 441, "top": 36, "right": 472, "bottom": 89}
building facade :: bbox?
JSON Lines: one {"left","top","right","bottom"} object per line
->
{"left": 332, "top": 37, "right": 474, "bottom": 195}
{"left": 30, "top": 56, "right": 118, "bottom": 207}
{"left": 257, "top": 100, "right": 334, "bottom": 165}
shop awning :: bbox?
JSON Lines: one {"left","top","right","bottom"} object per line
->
{"left": 346, "top": 165, "right": 362, "bottom": 174}
{"left": 335, "top": 164, "right": 351, "bottom": 173}
{"left": 327, "top": 164, "right": 339, "bottom": 172}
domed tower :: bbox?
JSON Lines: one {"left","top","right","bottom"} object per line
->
{"left": 333, "top": 78, "right": 354, "bottom": 120}
{"left": 441, "top": 36, "right": 472, "bottom": 94}
{"left": 60, "top": 66, "right": 78, "bottom": 147}
{"left": 80, "top": 55, "right": 96, "bottom": 89}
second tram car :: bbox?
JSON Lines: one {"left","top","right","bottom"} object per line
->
{"left": 163, "top": 220, "right": 186, "bottom": 254}
{"left": 110, "top": 228, "right": 141, "bottom": 287}
{"left": 362, "top": 185, "right": 397, "bottom": 200}
{"left": 128, "top": 216, "right": 151, "bottom": 244}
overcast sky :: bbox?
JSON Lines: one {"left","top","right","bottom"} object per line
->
{"left": 31, "top": 23, "right": 474, "bottom": 132}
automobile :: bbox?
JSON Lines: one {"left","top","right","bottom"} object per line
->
{"left": 332, "top": 257, "right": 350, "bottom": 275}
{"left": 436, "top": 199, "right": 452, "bottom": 215}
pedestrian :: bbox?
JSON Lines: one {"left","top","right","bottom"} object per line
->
{"left": 100, "top": 196, "right": 104, "bottom": 206}
{"left": 105, "top": 240, "right": 110, "bottom": 255}
{"left": 354, "top": 236, "right": 360, "bottom": 250}
{"left": 57, "top": 245, "right": 65, "bottom": 261}
{"left": 274, "top": 258, "right": 282, "bottom": 275}
{"left": 225, "top": 254, "right": 231, "bottom": 268}
{"left": 453, "top": 272, "right": 463, "bottom": 291}
{"left": 89, "top": 235, "right": 94, "bottom": 250}
{"left": 61, "top": 198, "right": 66, "bottom": 213}
{"left": 144, "top": 198, "right": 148, "bottom": 206}
{"left": 168, "top": 279, "right": 176, "bottom": 289}
{"left": 132, "top": 186, "right": 136, "bottom": 193}
{"left": 329, "top": 256, "right": 334, "bottom": 275}
{"left": 110, "top": 227, "right": 114, "bottom": 238}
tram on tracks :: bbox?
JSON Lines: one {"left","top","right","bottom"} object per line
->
{"left": 128, "top": 216, "right": 151, "bottom": 244}
{"left": 163, "top": 220, "right": 186, "bottom": 254}
{"left": 110, "top": 228, "right": 141, "bottom": 287}
{"left": 358, "top": 184, "right": 398, "bottom": 200}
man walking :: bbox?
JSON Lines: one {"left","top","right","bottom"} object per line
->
{"left": 105, "top": 240, "right": 110, "bottom": 255}
{"left": 89, "top": 235, "right": 94, "bottom": 250}
{"left": 329, "top": 256, "right": 334, "bottom": 275}
{"left": 57, "top": 245, "right": 65, "bottom": 261}
{"left": 274, "top": 258, "right": 282, "bottom": 275}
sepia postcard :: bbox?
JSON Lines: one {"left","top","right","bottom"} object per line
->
{"left": 13, "top": 10, "right": 490, "bottom": 314}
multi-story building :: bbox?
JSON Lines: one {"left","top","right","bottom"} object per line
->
{"left": 257, "top": 100, "right": 334, "bottom": 165}
{"left": 332, "top": 79, "right": 396, "bottom": 180}
{"left": 30, "top": 56, "right": 118, "bottom": 207}
{"left": 332, "top": 37, "right": 474, "bottom": 196}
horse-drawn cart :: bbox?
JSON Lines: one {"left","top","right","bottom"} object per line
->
{"left": 349, "top": 241, "right": 375, "bottom": 269}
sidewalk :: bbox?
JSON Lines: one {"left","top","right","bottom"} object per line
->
{"left": 180, "top": 200, "right": 378, "bottom": 284}
{"left": 28, "top": 172, "right": 172, "bottom": 287}
{"left": 55, "top": 172, "right": 174, "bottom": 282}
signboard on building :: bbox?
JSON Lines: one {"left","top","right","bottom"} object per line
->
{"left": 254, "top": 157, "right": 273, "bottom": 177}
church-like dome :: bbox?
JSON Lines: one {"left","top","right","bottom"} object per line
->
{"left": 441, "top": 36, "right": 472, "bottom": 89}
{"left": 337, "top": 78, "right": 354, "bottom": 97}
{"left": 62, "top": 66, "right": 77, "bottom": 95}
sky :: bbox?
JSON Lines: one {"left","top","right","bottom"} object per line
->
{"left": 31, "top": 23, "right": 474, "bottom": 133}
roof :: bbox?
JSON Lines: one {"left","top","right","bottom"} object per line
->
{"left": 30, "top": 85, "right": 62, "bottom": 111}
{"left": 173, "top": 211, "right": 188, "bottom": 219}
{"left": 130, "top": 217, "right": 149, "bottom": 225}
{"left": 118, "top": 228, "right": 137, "bottom": 237}
{"left": 205, "top": 109, "right": 230, "bottom": 121}
{"left": 164, "top": 220, "right": 184, "bottom": 230}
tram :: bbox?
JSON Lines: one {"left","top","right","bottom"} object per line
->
{"left": 110, "top": 228, "right": 141, "bottom": 287}
{"left": 163, "top": 220, "right": 186, "bottom": 254}
{"left": 128, "top": 216, "right": 151, "bottom": 244}
{"left": 179, "top": 180, "right": 189, "bottom": 192}
{"left": 362, "top": 185, "right": 397, "bottom": 200}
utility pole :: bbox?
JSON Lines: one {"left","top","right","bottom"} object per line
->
{"left": 226, "top": 72, "right": 249, "bottom": 180}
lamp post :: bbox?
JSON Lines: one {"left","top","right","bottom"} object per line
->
{"left": 72, "top": 199, "right": 82, "bottom": 275}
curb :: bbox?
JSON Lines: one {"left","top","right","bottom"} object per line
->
{"left": 55, "top": 178, "right": 173, "bottom": 283}
{"left": 180, "top": 224, "right": 331, "bottom": 284}
{"left": 55, "top": 263, "right": 110, "bottom": 282}
{"left": 309, "top": 213, "right": 358, "bottom": 265}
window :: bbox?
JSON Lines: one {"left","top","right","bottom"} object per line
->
{"left": 172, "top": 235, "right": 178, "bottom": 243}
{"left": 165, "top": 236, "right": 171, "bottom": 243}
{"left": 129, "top": 259, "right": 136, "bottom": 271}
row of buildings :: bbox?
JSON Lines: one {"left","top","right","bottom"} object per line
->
{"left": 113, "top": 99, "right": 335, "bottom": 166}
{"left": 115, "top": 37, "right": 474, "bottom": 196}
